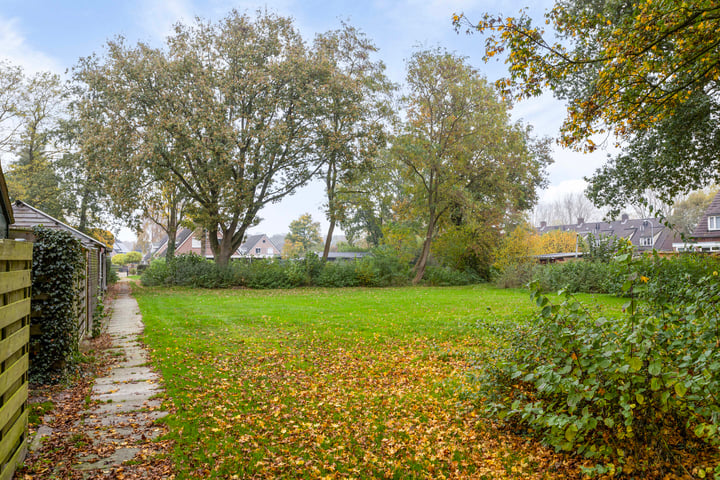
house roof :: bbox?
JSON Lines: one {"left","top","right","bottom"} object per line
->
{"left": 0, "top": 163, "right": 13, "bottom": 228}
{"left": 537, "top": 215, "right": 680, "bottom": 251}
{"left": 152, "top": 228, "right": 193, "bottom": 258}
{"left": 691, "top": 190, "right": 720, "bottom": 239}
{"left": 239, "top": 234, "right": 281, "bottom": 253}
{"left": 113, "top": 240, "right": 134, "bottom": 255}
{"left": 11, "top": 200, "right": 107, "bottom": 250}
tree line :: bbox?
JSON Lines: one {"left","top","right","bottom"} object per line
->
{"left": 1, "top": 9, "right": 551, "bottom": 282}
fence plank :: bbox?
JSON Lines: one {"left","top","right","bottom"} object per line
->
{"left": 0, "top": 410, "right": 27, "bottom": 471}
{"left": 0, "top": 354, "right": 28, "bottom": 396}
{"left": 0, "top": 271, "right": 31, "bottom": 296}
{"left": 0, "top": 299, "right": 30, "bottom": 331}
{"left": 0, "top": 326, "right": 29, "bottom": 366}
{"left": 0, "top": 383, "right": 27, "bottom": 435}
{"left": 0, "top": 419, "right": 27, "bottom": 480}
{"left": 0, "top": 241, "right": 32, "bottom": 262}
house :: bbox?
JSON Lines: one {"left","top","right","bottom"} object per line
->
{"left": 147, "top": 228, "right": 281, "bottom": 261}
{"left": 238, "top": 234, "right": 281, "bottom": 258}
{"left": 673, "top": 190, "right": 720, "bottom": 252}
{"left": 537, "top": 214, "right": 679, "bottom": 253}
{"left": 9, "top": 200, "right": 109, "bottom": 338}
{"left": 112, "top": 240, "right": 135, "bottom": 256}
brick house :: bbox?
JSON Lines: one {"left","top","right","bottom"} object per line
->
{"left": 673, "top": 190, "right": 720, "bottom": 252}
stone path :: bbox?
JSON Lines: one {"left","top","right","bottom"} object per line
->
{"left": 74, "top": 280, "right": 168, "bottom": 474}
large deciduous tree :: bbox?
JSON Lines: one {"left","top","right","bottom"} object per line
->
{"left": 0, "top": 60, "right": 24, "bottom": 153}
{"left": 4, "top": 70, "right": 66, "bottom": 218}
{"left": 75, "top": 10, "right": 325, "bottom": 266}
{"left": 394, "top": 49, "right": 551, "bottom": 284}
{"left": 454, "top": 2, "right": 720, "bottom": 212}
{"left": 312, "top": 23, "right": 394, "bottom": 261}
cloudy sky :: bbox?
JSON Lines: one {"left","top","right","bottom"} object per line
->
{"left": 1, "top": 0, "right": 608, "bottom": 239}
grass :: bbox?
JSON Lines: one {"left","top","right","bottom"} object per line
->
{"left": 134, "top": 284, "right": 624, "bottom": 479}
{"left": 28, "top": 400, "right": 54, "bottom": 427}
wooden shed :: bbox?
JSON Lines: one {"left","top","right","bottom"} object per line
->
{"left": 9, "top": 200, "right": 108, "bottom": 339}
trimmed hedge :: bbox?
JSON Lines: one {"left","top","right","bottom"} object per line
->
{"left": 141, "top": 250, "right": 477, "bottom": 289}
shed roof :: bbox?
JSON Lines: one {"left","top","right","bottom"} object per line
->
{"left": 11, "top": 200, "right": 107, "bottom": 250}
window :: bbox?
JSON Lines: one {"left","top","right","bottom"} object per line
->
{"left": 709, "top": 216, "right": 720, "bottom": 231}
{"left": 639, "top": 237, "right": 653, "bottom": 247}
{"left": 192, "top": 238, "right": 201, "bottom": 248}
{"left": 255, "top": 248, "right": 261, "bottom": 254}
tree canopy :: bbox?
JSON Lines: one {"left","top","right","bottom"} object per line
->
{"left": 283, "top": 213, "right": 322, "bottom": 259}
{"left": 75, "top": 10, "right": 326, "bottom": 266}
{"left": 455, "top": 1, "right": 720, "bottom": 211}
{"left": 392, "top": 48, "right": 551, "bottom": 283}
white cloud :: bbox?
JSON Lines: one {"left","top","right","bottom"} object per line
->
{"left": 135, "top": 0, "right": 195, "bottom": 41}
{"left": 538, "top": 178, "right": 588, "bottom": 204}
{"left": 0, "top": 15, "right": 63, "bottom": 74}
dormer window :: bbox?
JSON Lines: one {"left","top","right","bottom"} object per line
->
{"left": 709, "top": 216, "right": 720, "bottom": 231}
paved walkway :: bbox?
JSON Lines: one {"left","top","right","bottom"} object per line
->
{"left": 75, "top": 280, "right": 168, "bottom": 473}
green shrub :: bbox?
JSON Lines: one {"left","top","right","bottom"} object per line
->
{"left": 106, "top": 257, "right": 119, "bottom": 284}
{"left": 493, "top": 259, "right": 537, "bottom": 289}
{"left": 30, "top": 226, "right": 86, "bottom": 383}
{"left": 466, "top": 258, "right": 720, "bottom": 477}
{"left": 423, "top": 266, "right": 481, "bottom": 286}
{"left": 533, "top": 253, "right": 720, "bottom": 298}
{"left": 234, "top": 258, "right": 294, "bottom": 289}
{"left": 532, "top": 260, "right": 622, "bottom": 294}
{"left": 141, "top": 258, "right": 170, "bottom": 286}
{"left": 315, "top": 261, "right": 360, "bottom": 287}
{"left": 363, "top": 246, "right": 412, "bottom": 286}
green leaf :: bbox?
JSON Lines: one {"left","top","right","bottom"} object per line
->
{"left": 565, "top": 424, "right": 578, "bottom": 442}
{"left": 650, "top": 377, "right": 662, "bottom": 391}
{"left": 604, "top": 417, "right": 614, "bottom": 428}
{"left": 628, "top": 357, "right": 642, "bottom": 372}
{"left": 648, "top": 360, "right": 661, "bottom": 376}
{"left": 674, "top": 381, "right": 687, "bottom": 398}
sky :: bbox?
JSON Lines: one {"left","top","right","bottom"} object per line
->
{"left": 0, "top": 0, "right": 609, "bottom": 241}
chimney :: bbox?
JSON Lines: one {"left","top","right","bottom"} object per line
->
{"left": 621, "top": 213, "right": 629, "bottom": 223}
{"left": 577, "top": 218, "right": 584, "bottom": 225}
{"left": 540, "top": 221, "right": 547, "bottom": 229}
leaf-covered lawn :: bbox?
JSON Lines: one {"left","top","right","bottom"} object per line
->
{"left": 134, "top": 284, "right": 623, "bottom": 479}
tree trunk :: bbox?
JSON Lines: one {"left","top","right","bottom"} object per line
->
{"left": 215, "top": 233, "right": 236, "bottom": 267}
{"left": 165, "top": 206, "right": 178, "bottom": 259}
{"left": 322, "top": 217, "right": 336, "bottom": 261}
{"left": 412, "top": 216, "right": 435, "bottom": 285}
{"left": 77, "top": 182, "right": 91, "bottom": 233}
{"left": 165, "top": 229, "right": 177, "bottom": 259}
{"left": 322, "top": 159, "right": 338, "bottom": 262}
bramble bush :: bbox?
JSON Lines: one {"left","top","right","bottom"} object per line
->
{"left": 533, "top": 252, "right": 720, "bottom": 297}
{"left": 466, "top": 251, "right": 720, "bottom": 477}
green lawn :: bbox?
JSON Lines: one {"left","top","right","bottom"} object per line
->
{"left": 134, "top": 284, "right": 624, "bottom": 479}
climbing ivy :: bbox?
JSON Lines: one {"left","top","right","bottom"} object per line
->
{"left": 29, "top": 226, "right": 85, "bottom": 383}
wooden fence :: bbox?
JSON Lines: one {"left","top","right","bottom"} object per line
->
{"left": 0, "top": 240, "right": 32, "bottom": 480}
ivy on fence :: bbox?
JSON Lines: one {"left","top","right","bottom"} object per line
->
{"left": 29, "top": 226, "right": 85, "bottom": 383}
